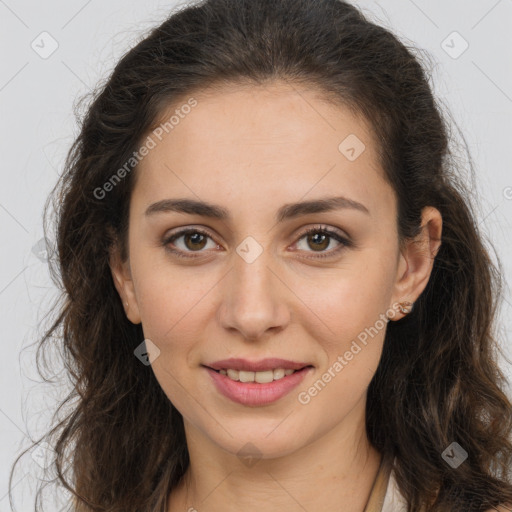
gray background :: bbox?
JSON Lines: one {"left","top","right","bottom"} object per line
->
{"left": 1, "top": 0, "right": 511, "bottom": 510}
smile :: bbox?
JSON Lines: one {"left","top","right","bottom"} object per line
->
{"left": 216, "top": 367, "right": 297, "bottom": 383}
{"left": 204, "top": 365, "right": 313, "bottom": 406}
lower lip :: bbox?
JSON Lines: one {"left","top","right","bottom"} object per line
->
{"left": 205, "top": 366, "right": 313, "bottom": 406}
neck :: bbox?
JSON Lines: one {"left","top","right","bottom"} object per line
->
{"left": 167, "top": 404, "right": 382, "bottom": 512}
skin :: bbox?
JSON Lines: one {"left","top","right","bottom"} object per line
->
{"left": 110, "top": 80, "right": 444, "bottom": 512}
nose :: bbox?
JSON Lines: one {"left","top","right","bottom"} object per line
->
{"left": 217, "top": 248, "right": 291, "bottom": 342}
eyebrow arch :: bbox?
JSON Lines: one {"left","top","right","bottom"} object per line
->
{"left": 144, "top": 195, "right": 370, "bottom": 222}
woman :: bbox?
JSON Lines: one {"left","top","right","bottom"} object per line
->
{"left": 10, "top": 0, "right": 512, "bottom": 510}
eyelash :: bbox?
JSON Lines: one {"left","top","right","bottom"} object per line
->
{"left": 162, "top": 225, "right": 353, "bottom": 260}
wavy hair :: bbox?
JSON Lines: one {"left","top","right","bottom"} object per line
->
{"left": 9, "top": 0, "right": 512, "bottom": 510}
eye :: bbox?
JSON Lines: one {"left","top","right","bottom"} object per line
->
{"left": 162, "top": 225, "right": 353, "bottom": 260}
{"left": 162, "top": 227, "right": 220, "bottom": 259}
{"left": 293, "top": 225, "right": 353, "bottom": 259}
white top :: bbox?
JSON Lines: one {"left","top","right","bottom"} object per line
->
{"left": 363, "top": 457, "right": 408, "bottom": 512}
{"left": 381, "top": 467, "right": 408, "bottom": 512}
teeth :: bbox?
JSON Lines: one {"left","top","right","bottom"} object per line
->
{"left": 219, "top": 368, "right": 298, "bottom": 383}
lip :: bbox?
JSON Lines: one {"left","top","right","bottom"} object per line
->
{"left": 205, "top": 358, "right": 311, "bottom": 372}
{"left": 204, "top": 365, "right": 313, "bottom": 406}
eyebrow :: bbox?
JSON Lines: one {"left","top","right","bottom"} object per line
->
{"left": 145, "top": 195, "right": 370, "bottom": 222}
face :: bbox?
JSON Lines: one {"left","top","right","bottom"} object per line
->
{"left": 110, "top": 80, "right": 438, "bottom": 461}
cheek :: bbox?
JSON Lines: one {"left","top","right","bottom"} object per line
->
{"left": 131, "top": 264, "right": 212, "bottom": 409}
{"left": 297, "top": 275, "right": 390, "bottom": 412}
{"left": 297, "top": 253, "right": 394, "bottom": 383}
{"left": 304, "top": 257, "right": 393, "bottom": 335}
{"left": 130, "top": 246, "right": 214, "bottom": 340}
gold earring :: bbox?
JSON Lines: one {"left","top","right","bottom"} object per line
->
{"left": 398, "top": 301, "right": 414, "bottom": 314}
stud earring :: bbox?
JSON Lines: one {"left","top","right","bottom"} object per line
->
{"left": 398, "top": 301, "right": 414, "bottom": 314}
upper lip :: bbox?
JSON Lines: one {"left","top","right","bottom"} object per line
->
{"left": 205, "top": 358, "right": 312, "bottom": 372}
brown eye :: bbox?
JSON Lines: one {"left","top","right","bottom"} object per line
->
{"left": 305, "top": 231, "right": 330, "bottom": 251}
{"left": 183, "top": 232, "right": 208, "bottom": 251}
{"left": 162, "top": 225, "right": 353, "bottom": 260}
{"left": 294, "top": 226, "right": 353, "bottom": 259}
{"left": 163, "top": 228, "right": 218, "bottom": 258}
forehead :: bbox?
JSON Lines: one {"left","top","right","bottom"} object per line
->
{"left": 133, "top": 81, "right": 393, "bottom": 219}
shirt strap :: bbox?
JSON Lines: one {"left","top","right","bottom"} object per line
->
{"left": 363, "top": 454, "right": 393, "bottom": 512}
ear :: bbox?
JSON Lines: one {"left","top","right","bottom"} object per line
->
{"left": 389, "top": 206, "right": 442, "bottom": 321}
{"left": 109, "top": 241, "right": 142, "bottom": 325}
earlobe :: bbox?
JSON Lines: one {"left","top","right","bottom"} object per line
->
{"left": 109, "top": 245, "right": 142, "bottom": 325}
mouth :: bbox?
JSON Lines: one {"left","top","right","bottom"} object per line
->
{"left": 203, "top": 363, "right": 314, "bottom": 406}
{"left": 206, "top": 365, "right": 314, "bottom": 384}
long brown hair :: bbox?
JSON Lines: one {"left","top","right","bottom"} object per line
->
{"left": 9, "top": 0, "right": 512, "bottom": 510}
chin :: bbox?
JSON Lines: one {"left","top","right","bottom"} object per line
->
{"left": 208, "top": 422, "right": 310, "bottom": 461}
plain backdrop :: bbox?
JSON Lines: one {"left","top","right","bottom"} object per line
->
{"left": 1, "top": 0, "right": 511, "bottom": 510}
